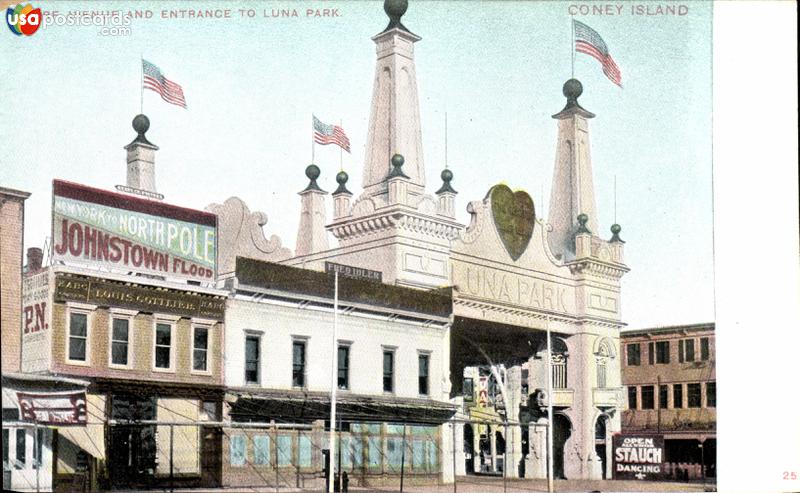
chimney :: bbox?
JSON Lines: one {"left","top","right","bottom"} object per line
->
{"left": 295, "top": 165, "right": 330, "bottom": 256}
{"left": 124, "top": 114, "right": 159, "bottom": 194}
{"left": 26, "top": 247, "right": 43, "bottom": 274}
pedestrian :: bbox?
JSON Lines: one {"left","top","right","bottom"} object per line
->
{"left": 342, "top": 471, "right": 349, "bottom": 492}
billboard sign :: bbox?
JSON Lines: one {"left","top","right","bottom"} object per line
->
{"left": 17, "top": 391, "right": 87, "bottom": 425}
{"left": 52, "top": 180, "right": 217, "bottom": 282}
{"left": 21, "top": 270, "right": 50, "bottom": 372}
{"left": 613, "top": 435, "right": 665, "bottom": 480}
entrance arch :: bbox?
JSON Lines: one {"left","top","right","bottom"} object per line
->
{"left": 595, "top": 415, "right": 609, "bottom": 479}
{"left": 463, "top": 424, "right": 475, "bottom": 474}
{"left": 553, "top": 413, "right": 571, "bottom": 479}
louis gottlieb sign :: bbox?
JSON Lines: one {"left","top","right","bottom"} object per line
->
{"left": 52, "top": 180, "right": 217, "bottom": 282}
{"left": 55, "top": 274, "right": 225, "bottom": 320}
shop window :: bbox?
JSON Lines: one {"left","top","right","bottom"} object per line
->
{"left": 641, "top": 385, "right": 655, "bottom": 409}
{"left": 706, "top": 382, "right": 716, "bottom": 408}
{"left": 253, "top": 435, "right": 270, "bottom": 465}
{"left": 193, "top": 326, "right": 209, "bottom": 372}
{"left": 673, "top": 384, "right": 683, "bottom": 409}
{"left": 626, "top": 343, "right": 641, "bottom": 366}
{"left": 387, "top": 437, "right": 403, "bottom": 468}
{"left": 154, "top": 322, "right": 173, "bottom": 369}
{"left": 655, "top": 341, "right": 670, "bottom": 364}
{"left": 110, "top": 318, "right": 130, "bottom": 366}
{"left": 659, "top": 384, "right": 669, "bottom": 408}
{"left": 33, "top": 428, "right": 43, "bottom": 469}
{"left": 245, "top": 335, "right": 260, "bottom": 384}
{"left": 700, "top": 337, "right": 710, "bottom": 361}
{"left": 298, "top": 434, "right": 312, "bottom": 467}
{"left": 292, "top": 340, "right": 306, "bottom": 388}
{"left": 338, "top": 344, "right": 350, "bottom": 390}
{"left": 68, "top": 311, "right": 88, "bottom": 362}
{"left": 15, "top": 429, "right": 25, "bottom": 469}
{"left": 277, "top": 435, "right": 292, "bottom": 466}
{"left": 418, "top": 353, "right": 430, "bottom": 396}
{"left": 627, "top": 386, "right": 637, "bottom": 410}
{"left": 688, "top": 383, "right": 702, "bottom": 408}
{"left": 383, "top": 349, "right": 395, "bottom": 393}
{"left": 230, "top": 435, "right": 246, "bottom": 466}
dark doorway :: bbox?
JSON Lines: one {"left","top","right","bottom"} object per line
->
{"left": 552, "top": 414, "right": 571, "bottom": 479}
{"left": 463, "top": 424, "right": 475, "bottom": 474}
{"left": 594, "top": 416, "right": 608, "bottom": 479}
{"left": 108, "top": 394, "right": 157, "bottom": 488}
{"left": 201, "top": 426, "right": 222, "bottom": 487}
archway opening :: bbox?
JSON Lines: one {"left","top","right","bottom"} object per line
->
{"left": 553, "top": 414, "right": 571, "bottom": 479}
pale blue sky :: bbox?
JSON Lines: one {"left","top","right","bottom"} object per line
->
{"left": 0, "top": 0, "right": 713, "bottom": 329}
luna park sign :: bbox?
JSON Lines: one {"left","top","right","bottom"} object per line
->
{"left": 489, "top": 184, "right": 535, "bottom": 261}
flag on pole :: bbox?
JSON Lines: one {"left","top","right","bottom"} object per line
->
{"left": 142, "top": 59, "right": 187, "bottom": 108}
{"left": 573, "top": 20, "right": 622, "bottom": 87}
{"left": 313, "top": 115, "right": 351, "bottom": 153}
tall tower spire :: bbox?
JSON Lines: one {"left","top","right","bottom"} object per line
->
{"left": 547, "top": 79, "right": 599, "bottom": 259}
{"left": 362, "top": 0, "right": 426, "bottom": 198}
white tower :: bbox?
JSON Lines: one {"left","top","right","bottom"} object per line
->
{"left": 124, "top": 114, "right": 159, "bottom": 194}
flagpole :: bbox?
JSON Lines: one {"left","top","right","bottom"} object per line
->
{"left": 339, "top": 119, "right": 343, "bottom": 171}
{"left": 328, "top": 271, "right": 339, "bottom": 493}
{"left": 140, "top": 54, "right": 144, "bottom": 114}
{"left": 570, "top": 19, "right": 575, "bottom": 79}
{"left": 444, "top": 111, "right": 448, "bottom": 169}
{"left": 546, "top": 316, "right": 554, "bottom": 493}
{"left": 312, "top": 114, "right": 316, "bottom": 164}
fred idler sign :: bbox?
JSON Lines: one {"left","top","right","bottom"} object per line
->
{"left": 52, "top": 180, "right": 217, "bottom": 282}
{"left": 613, "top": 435, "right": 665, "bottom": 480}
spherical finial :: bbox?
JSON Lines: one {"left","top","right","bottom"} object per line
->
{"left": 611, "top": 224, "right": 621, "bottom": 234}
{"left": 441, "top": 168, "right": 453, "bottom": 183}
{"left": 577, "top": 213, "right": 588, "bottom": 224}
{"left": 576, "top": 213, "right": 591, "bottom": 234}
{"left": 384, "top": 0, "right": 408, "bottom": 22}
{"left": 336, "top": 170, "right": 349, "bottom": 184}
{"left": 563, "top": 78, "right": 583, "bottom": 100}
{"left": 132, "top": 114, "right": 150, "bottom": 135}
{"left": 391, "top": 153, "right": 405, "bottom": 168}
{"left": 305, "top": 164, "right": 321, "bottom": 181}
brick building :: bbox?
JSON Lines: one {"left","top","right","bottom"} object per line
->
{"left": 1, "top": 186, "right": 31, "bottom": 374}
{"left": 621, "top": 323, "right": 716, "bottom": 480}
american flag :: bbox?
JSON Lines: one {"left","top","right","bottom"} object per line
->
{"left": 574, "top": 20, "right": 622, "bottom": 87}
{"left": 142, "top": 59, "right": 187, "bottom": 108}
{"left": 313, "top": 115, "right": 350, "bottom": 153}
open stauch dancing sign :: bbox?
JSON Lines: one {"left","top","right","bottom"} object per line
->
{"left": 613, "top": 435, "right": 665, "bottom": 480}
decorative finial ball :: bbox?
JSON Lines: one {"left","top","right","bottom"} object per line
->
{"left": 384, "top": 0, "right": 408, "bottom": 21}
{"left": 577, "top": 213, "right": 588, "bottom": 224}
{"left": 336, "top": 170, "right": 349, "bottom": 184}
{"left": 563, "top": 78, "right": 583, "bottom": 99}
{"left": 132, "top": 114, "right": 150, "bottom": 135}
{"left": 391, "top": 153, "right": 405, "bottom": 168}
{"left": 305, "top": 164, "right": 321, "bottom": 181}
{"left": 441, "top": 168, "right": 453, "bottom": 183}
{"left": 611, "top": 224, "right": 621, "bottom": 234}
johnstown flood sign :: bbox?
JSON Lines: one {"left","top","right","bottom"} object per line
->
{"left": 490, "top": 184, "right": 535, "bottom": 261}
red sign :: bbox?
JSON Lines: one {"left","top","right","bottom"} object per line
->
{"left": 17, "top": 391, "right": 87, "bottom": 425}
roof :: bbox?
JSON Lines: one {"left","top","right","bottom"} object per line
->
{"left": 0, "top": 186, "right": 31, "bottom": 200}
{"left": 235, "top": 257, "right": 452, "bottom": 319}
{"left": 621, "top": 322, "right": 715, "bottom": 338}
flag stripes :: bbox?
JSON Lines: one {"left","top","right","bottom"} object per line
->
{"left": 573, "top": 20, "right": 622, "bottom": 87}
{"left": 142, "top": 59, "right": 187, "bottom": 108}
{"left": 313, "top": 115, "right": 350, "bottom": 153}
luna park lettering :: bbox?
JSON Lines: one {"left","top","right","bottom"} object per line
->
{"left": 460, "top": 265, "right": 568, "bottom": 312}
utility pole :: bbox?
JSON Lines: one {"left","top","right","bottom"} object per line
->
{"left": 328, "top": 271, "right": 339, "bottom": 493}
{"left": 546, "top": 317, "right": 554, "bottom": 493}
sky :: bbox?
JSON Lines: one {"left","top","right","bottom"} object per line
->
{"left": 1, "top": 0, "right": 714, "bottom": 330}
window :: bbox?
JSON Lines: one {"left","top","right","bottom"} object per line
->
{"left": 245, "top": 336, "right": 260, "bottom": 384}
{"left": 292, "top": 340, "right": 306, "bottom": 388}
{"left": 679, "top": 339, "right": 695, "bottom": 362}
{"left": 627, "top": 386, "right": 637, "bottom": 409}
{"left": 418, "top": 353, "right": 430, "bottom": 395}
{"left": 337, "top": 345, "right": 350, "bottom": 390}
{"left": 34, "top": 428, "right": 43, "bottom": 469}
{"left": 110, "top": 318, "right": 130, "bottom": 366}
{"left": 383, "top": 350, "right": 395, "bottom": 393}
{"left": 648, "top": 342, "right": 655, "bottom": 365}
{"left": 154, "top": 323, "right": 172, "bottom": 369}
{"left": 200, "top": 401, "right": 219, "bottom": 421}
{"left": 230, "top": 435, "right": 246, "bottom": 466}
{"left": 2, "top": 429, "right": 8, "bottom": 470}
{"left": 655, "top": 341, "right": 670, "bottom": 364}
{"left": 463, "top": 377, "right": 474, "bottom": 401}
{"left": 641, "top": 385, "right": 655, "bottom": 409}
{"left": 700, "top": 337, "right": 710, "bottom": 361}
{"left": 626, "top": 343, "right": 641, "bottom": 366}
{"left": 68, "top": 312, "right": 88, "bottom": 362}
{"left": 15, "top": 429, "right": 25, "bottom": 469}
{"left": 673, "top": 384, "right": 683, "bottom": 408}
{"left": 520, "top": 369, "right": 529, "bottom": 396}
{"left": 277, "top": 435, "right": 292, "bottom": 466}
{"left": 193, "top": 326, "right": 209, "bottom": 372}
{"left": 254, "top": 435, "right": 270, "bottom": 465}
{"left": 687, "top": 383, "right": 702, "bottom": 408}
{"left": 706, "top": 382, "right": 716, "bottom": 408}
{"left": 659, "top": 384, "right": 669, "bottom": 408}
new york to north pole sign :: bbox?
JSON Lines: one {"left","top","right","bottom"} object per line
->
{"left": 613, "top": 435, "right": 665, "bottom": 480}
{"left": 52, "top": 180, "right": 217, "bottom": 282}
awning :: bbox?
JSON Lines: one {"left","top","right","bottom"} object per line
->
{"left": 58, "top": 426, "right": 106, "bottom": 460}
